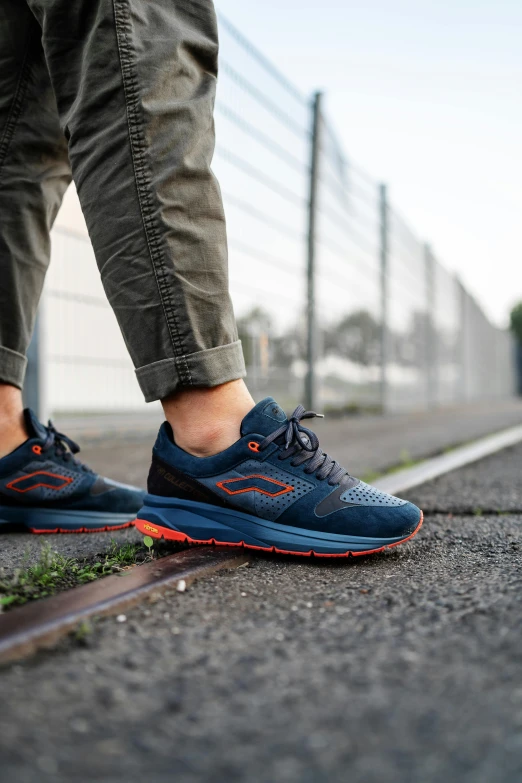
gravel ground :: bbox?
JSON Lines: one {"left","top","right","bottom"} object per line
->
{"left": 3, "top": 398, "right": 521, "bottom": 570}
{"left": 0, "top": 445, "right": 521, "bottom": 783}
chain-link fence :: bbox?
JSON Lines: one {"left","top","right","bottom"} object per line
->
{"left": 35, "top": 14, "right": 516, "bottom": 416}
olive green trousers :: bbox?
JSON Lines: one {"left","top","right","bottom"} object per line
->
{"left": 0, "top": 0, "right": 245, "bottom": 402}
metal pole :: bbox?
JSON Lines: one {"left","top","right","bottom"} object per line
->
{"left": 457, "top": 277, "right": 468, "bottom": 401}
{"left": 424, "top": 243, "right": 436, "bottom": 408}
{"left": 305, "top": 91, "right": 322, "bottom": 410}
{"left": 379, "top": 183, "right": 389, "bottom": 413}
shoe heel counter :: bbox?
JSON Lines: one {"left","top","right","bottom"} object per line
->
{"left": 148, "top": 453, "right": 183, "bottom": 498}
{"left": 147, "top": 423, "right": 181, "bottom": 496}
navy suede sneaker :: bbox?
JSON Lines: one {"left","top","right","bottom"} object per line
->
{"left": 135, "top": 397, "right": 423, "bottom": 557}
{"left": 0, "top": 410, "right": 145, "bottom": 534}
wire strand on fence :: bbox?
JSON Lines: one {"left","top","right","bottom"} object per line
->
{"left": 222, "top": 191, "right": 305, "bottom": 241}
{"left": 230, "top": 280, "right": 301, "bottom": 307}
{"left": 220, "top": 61, "right": 307, "bottom": 139}
{"left": 228, "top": 239, "right": 299, "bottom": 275}
{"left": 217, "top": 13, "right": 308, "bottom": 107}
{"left": 217, "top": 145, "right": 306, "bottom": 207}
{"left": 216, "top": 103, "right": 307, "bottom": 173}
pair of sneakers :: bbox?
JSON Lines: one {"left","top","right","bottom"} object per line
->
{"left": 0, "top": 399, "right": 422, "bottom": 557}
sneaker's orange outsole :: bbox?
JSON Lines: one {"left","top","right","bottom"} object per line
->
{"left": 134, "top": 511, "right": 423, "bottom": 558}
{"left": 29, "top": 521, "right": 134, "bottom": 535}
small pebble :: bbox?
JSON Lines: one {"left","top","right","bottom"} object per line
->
{"left": 116, "top": 614, "right": 127, "bottom": 623}
{"left": 177, "top": 580, "right": 187, "bottom": 592}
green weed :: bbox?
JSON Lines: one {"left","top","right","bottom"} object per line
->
{"left": 0, "top": 540, "right": 144, "bottom": 611}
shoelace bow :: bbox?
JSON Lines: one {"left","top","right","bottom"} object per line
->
{"left": 42, "top": 421, "right": 92, "bottom": 472}
{"left": 259, "top": 405, "right": 347, "bottom": 485}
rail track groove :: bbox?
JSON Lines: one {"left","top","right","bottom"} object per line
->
{"left": 0, "top": 547, "right": 250, "bottom": 665}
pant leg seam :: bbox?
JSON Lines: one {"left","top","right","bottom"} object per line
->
{"left": 111, "top": 0, "right": 192, "bottom": 386}
{"left": 0, "top": 30, "right": 34, "bottom": 180}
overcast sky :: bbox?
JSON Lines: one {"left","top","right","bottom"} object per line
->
{"left": 215, "top": 0, "right": 521, "bottom": 327}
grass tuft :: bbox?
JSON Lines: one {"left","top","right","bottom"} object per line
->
{"left": 0, "top": 540, "right": 144, "bottom": 611}
{"left": 0, "top": 536, "right": 186, "bottom": 612}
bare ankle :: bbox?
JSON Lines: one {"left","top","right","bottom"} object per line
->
{"left": 0, "top": 384, "right": 28, "bottom": 459}
{"left": 162, "top": 379, "right": 255, "bottom": 457}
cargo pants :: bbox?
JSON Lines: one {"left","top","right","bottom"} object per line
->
{"left": 0, "top": 0, "right": 245, "bottom": 402}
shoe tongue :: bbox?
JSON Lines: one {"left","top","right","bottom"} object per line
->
{"left": 240, "top": 397, "right": 288, "bottom": 437}
{"left": 23, "top": 409, "right": 48, "bottom": 441}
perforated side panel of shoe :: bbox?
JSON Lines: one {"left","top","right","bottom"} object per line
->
{"left": 31, "top": 461, "right": 85, "bottom": 499}
{"left": 340, "top": 481, "right": 406, "bottom": 507}
{"left": 238, "top": 460, "right": 315, "bottom": 521}
{"left": 3, "top": 461, "right": 86, "bottom": 501}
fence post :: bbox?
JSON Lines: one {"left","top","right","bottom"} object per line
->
{"left": 379, "top": 183, "right": 389, "bottom": 413}
{"left": 23, "top": 309, "right": 47, "bottom": 420}
{"left": 424, "top": 244, "right": 436, "bottom": 408}
{"left": 305, "top": 91, "right": 322, "bottom": 410}
{"left": 457, "top": 277, "right": 468, "bottom": 401}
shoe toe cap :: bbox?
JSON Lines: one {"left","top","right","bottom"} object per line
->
{"left": 325, "top": 499, "right": 422, "bottom": 539}
{"left": 355, "top": 501, "right": 422, "bottom": 539}
{"left": 383, "top": 500, "right": 422, "bottom": 538}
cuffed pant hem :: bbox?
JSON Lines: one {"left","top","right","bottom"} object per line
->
{"left": 0, "top": 346, "right": 27, "bottom": 389}
{"left": 135, "top": 340, "right": 247, "bottom": 403}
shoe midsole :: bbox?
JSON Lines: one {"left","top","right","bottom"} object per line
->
{"left": 137, "top": 493, "right": 415, "bottom": 553}
{"left": 0, "top": 506, "right": 136, "bottom": 529}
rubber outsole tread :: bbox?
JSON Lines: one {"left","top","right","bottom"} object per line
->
{"left": 134, "top": 511, "right": 423, "bottom": 558}
{"left": 29, "top": 521, "right": 134, "bottom": 535}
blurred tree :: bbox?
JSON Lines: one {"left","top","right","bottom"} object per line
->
{"left": 323, "top": 310, "right": 380, "bottom": 366}
{"left": 236, "top": 307, "right": 272, "bottom": 367}
{"left": 236, "top": 307, "right": 306, "bottom": 370}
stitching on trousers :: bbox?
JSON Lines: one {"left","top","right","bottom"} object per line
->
{"left": 112, "top": 0, "right": 192, "bottom": 385}
{"left": 0, "top": 33, "right": 33, "bottom": 180}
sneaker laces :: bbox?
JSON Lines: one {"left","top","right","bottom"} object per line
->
{"left": 42, "top": 421, "right": 93, "bottom": 473}
{"left": 259, "top": 405, "right": 347, "bottom": 485}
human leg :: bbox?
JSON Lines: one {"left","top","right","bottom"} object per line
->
{"left": 0, "top": 0, "right": 71, "bottom": 457}
{"left": 27, "top": 0, "right": 246, "bottom": 408}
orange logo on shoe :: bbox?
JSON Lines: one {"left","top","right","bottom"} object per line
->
{"left": 216, "top": 475, "right": 294, "bottom": 497}
{"left": 142, "top": 523, "right": 159, "bottom": 534}
{"left": 6, "top": 471, "right": 74, "bottom": 493}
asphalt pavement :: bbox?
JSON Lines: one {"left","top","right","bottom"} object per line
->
{"left": 0, "top": 433, "right": 521, "bottom": 783}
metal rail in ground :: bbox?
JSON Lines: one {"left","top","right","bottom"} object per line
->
{"left": 374, "top": 422, "right": 522, "bottom": 496}
{"left": 0, "top": 547, "right": 250, "bottom": 665}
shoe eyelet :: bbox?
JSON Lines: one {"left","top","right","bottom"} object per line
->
{"left": 248, "top": 441, "right": 260, "bottom": 453}
{"left": 32, "top": 445, "right": 42, "bottom": 455}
